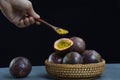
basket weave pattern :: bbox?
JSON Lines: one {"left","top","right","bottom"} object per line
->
{"left": 45, "top": 59, "right": 105, "bottom": 79}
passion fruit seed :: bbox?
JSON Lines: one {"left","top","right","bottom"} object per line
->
{"left": 54, "top": 38, "right": 73, "bottom": 51}
{"left": 56, "top": 28, "right": 69, "bottom": 35}
{"left": 57, "top": 40, "right": 71, "bottom": 49}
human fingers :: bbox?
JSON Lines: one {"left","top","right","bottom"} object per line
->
{"left": 17, "top": 20, "right": 26, "bottom": 28}
{"left": 29, "top": 17, "right": 35, "bottom": 24}
{"left": 24, "top": 17, "right": 31, "bottom": 26}
{"left": 35, "top": 21, "right": 41, "bottom": 25}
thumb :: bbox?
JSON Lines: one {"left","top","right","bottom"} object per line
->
{"left": 28, "top": 8, "right": 40, "bottom": 19}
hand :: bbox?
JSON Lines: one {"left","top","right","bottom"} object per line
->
{"left": 0, "top": 0, "right": 40, "bottom": 28}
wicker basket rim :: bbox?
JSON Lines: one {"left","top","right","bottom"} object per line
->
{"left": 45, "top": 59, "right": 105, "bottom": 67}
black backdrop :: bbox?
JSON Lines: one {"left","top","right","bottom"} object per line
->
{"left": 0, "top": 0, "right": 120, "bottom": 67}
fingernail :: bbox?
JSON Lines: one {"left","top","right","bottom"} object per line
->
{"left": 36, "top": 14, "right": 40, "bottom": 18}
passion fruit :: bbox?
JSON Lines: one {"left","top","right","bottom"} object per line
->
{"left": 70, "top": 37, "right": 86, "bottom": 54}
{"left": 83, "top": 50, "right": 102, "bottom": 64}
{"left": 48, "top": 52, "right": 63, "bottom": 64}
{"left": 62, "top": 52, "right": 83, "bottom": 64}
{"left": 9, "top": 57, "right": 32, "bottom": 78}
{"left": 54, "top": 38, "right": 73, "bottom": 53}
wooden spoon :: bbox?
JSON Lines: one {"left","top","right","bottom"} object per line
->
{"left": 36, "top": 18, "right": 69, "bottom": 35}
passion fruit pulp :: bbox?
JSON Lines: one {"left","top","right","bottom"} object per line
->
{"left": 70, "top": 37, "right": 86, "bottom": 54}
{"left": 9, "top": 57, "right": 32, "bottom": 78}
{"left": 54, "top": 38, "right": 73, "bottom": 53}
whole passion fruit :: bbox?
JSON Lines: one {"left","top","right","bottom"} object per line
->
{"left": 54, "top": 38, "right": 73, "bottom": 53}
{"left": 70, "top": 37, "right": 86, "bottom": 54}
{"left": 62, "top": 52, "right": 83, "bottom": 64}
{"left": 48, "top": 52, "right": 63, "bottom": 64}
{"left": 83, "top": 50, "right": 102, "bottom": 64}
{"left": 9, "top": 57, "right": 32, "bottom": 78}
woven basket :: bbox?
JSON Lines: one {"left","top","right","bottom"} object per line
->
{"left": 45, "top": 59, "right": 105, "bottom": 79}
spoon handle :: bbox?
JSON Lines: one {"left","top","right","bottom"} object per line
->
{"left": 36, "top": 18, "right": 58, "bottom": 30}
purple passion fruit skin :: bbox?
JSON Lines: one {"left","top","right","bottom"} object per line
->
{"left": 70, "top": 37, "right": 86, "bottom": 54}
{"left": 83, "top": 50, "right": 102, "bottom": 64}
{"left": 54, "top": 38, "right": 73, "bottom": 53}
{"left": 9, "top": 57, "right": 32, "bottom": 78}
{"left": 62, "top": 52, "right": 83, "bottom": 64}
{"left": 48, "top": 52, "right": 63, "bottom": 64}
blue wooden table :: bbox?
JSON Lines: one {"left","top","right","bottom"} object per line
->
{"left": 0, "top": 64, "right": 120, "bottom": 80}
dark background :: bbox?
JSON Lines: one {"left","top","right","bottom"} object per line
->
{"left": 0, "top": 0, "right": 120, "bottom": 67}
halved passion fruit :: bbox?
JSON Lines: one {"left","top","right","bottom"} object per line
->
{"left": 54, "top": 38, "right": 73, "bottom": 53}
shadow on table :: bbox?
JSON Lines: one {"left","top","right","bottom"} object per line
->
{"left": 3, "top": 73, "right": 15, "bottom": 79}
{"left": 39, "top": 74, "right": 101, "bottom": 80}
{"left": 39, "top": 73, "right": 54, "bottom": 79}
{"left": 3, "top": 73, "right": 54, "bottom": 80}
{"left": 3, "top": 74, "right": 33, "bottom": 80}
{"left": 3, "top": 73, "right": 102, "bottom": 80}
